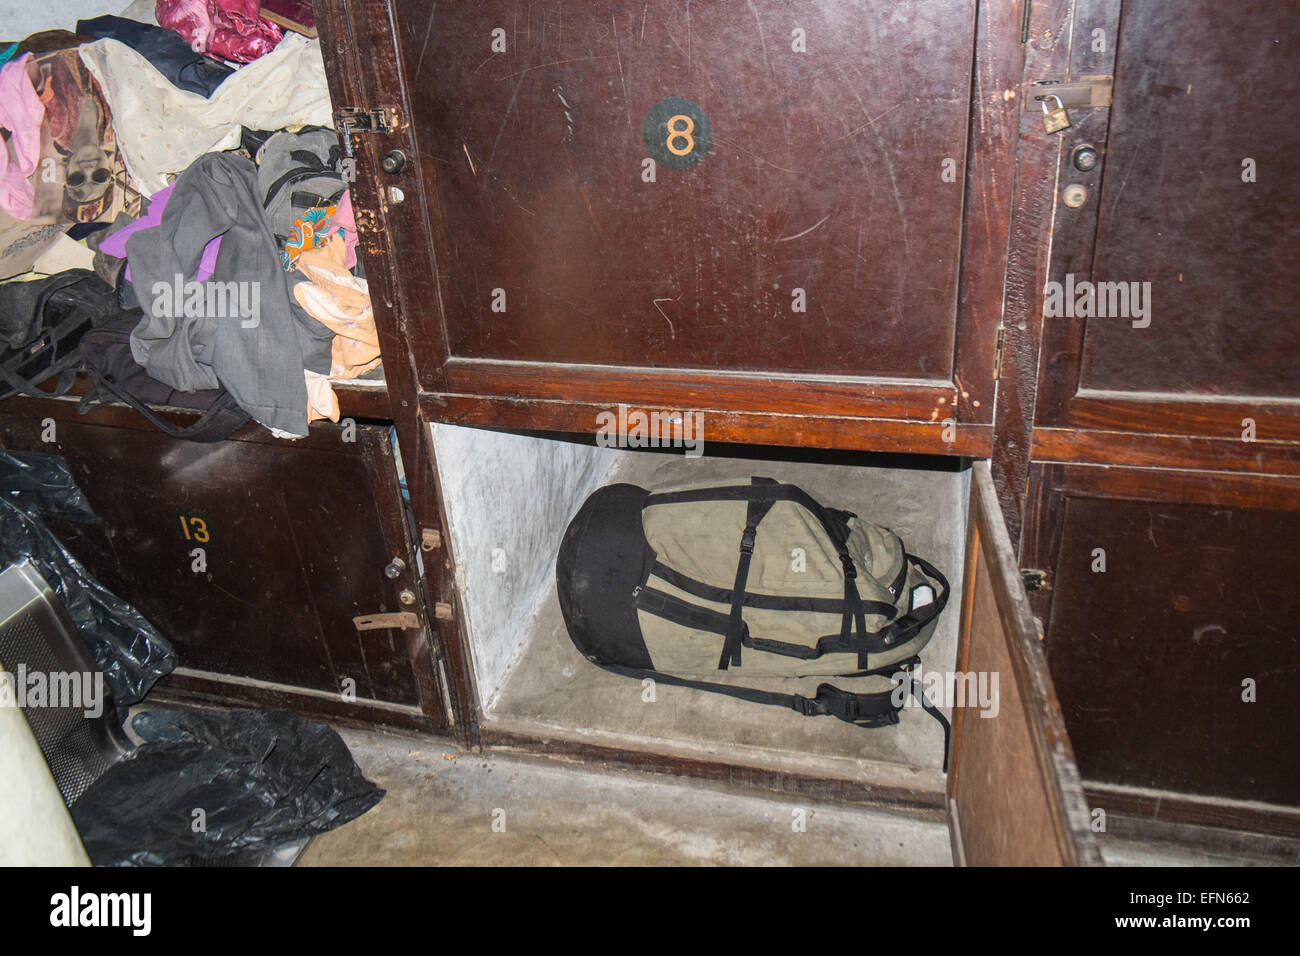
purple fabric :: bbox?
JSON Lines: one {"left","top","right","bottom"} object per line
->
{"left": 99, "top": 182, "right": 220, "bottom": 282}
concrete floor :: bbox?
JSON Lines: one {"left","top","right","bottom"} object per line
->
{"left": 298, "top": 727, "right": 954, "bottom": 866}
{"left": 297, "top": 726, "right": 1291, "bottom": 866}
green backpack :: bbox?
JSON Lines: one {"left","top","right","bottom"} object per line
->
{"left": 557, "top": 477, "right": 953, "bottom": 766}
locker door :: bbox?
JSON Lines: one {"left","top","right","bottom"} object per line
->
{"left": 321, "top": 0, "right": 1028, "bottom": 455}
{"left": 948, "top": 461, "right": 1101, "bottom": 865}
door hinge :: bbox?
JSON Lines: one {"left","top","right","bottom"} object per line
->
{"left": 1022, "top": 76, "right": 1113, "bottom": 112}
{"left": 993, "top": 327, "right": 1006, "bottom": 380}
{"left": 1021, "top": 568, "right": 1051, "bottom": 592}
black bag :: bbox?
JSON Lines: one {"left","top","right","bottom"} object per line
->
{"left": 77, "top": 311, "right": 251, "bottom": 443}
{"left": 0, "top": 270, "right": 118, "bottom": 401}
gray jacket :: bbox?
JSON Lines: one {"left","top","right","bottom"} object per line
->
{"left": 125, "top": 152, "right": 333, "bottom": 437}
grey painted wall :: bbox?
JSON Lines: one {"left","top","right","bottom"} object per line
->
{"left": 431, "top": 424, "right": 618, "bottom": 707}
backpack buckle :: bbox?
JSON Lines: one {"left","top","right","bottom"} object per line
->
{"left": 740, "top": 528, "right": 757, "bottom": 553}
{"left": 814, "top": 684, "right": 901, "bottom": 727}
{"left": 815, "top": 684, "right": 857, "bottom": 720}
{"left": 793, "top": 695, "right": 826, "bottom": 717}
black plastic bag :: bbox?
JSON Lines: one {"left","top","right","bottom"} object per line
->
{"left": 70, "top": 709, "right": 385, "bottom": 866}
{"left": 0, "top": 450, "right": 176, "bottom": 709}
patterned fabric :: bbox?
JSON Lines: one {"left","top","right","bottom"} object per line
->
{"left": 78, "top": 32, "right": 332, "bottom": 196}
{"left": 0, "top": 46, "right": 137, "bottom": 279}
{"left": 280, "top": 203, "right": 334, "bottom": 271}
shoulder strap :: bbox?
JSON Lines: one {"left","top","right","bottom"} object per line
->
{"left": 600, "top": 660, "right": 951, "bottom": 772}
{"left": 0, "top": 362, "right": 78, "bottom": 400}
{"left": 77, "top": 374, "right": 250, "bottom": 443}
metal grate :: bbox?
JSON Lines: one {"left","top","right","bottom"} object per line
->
{"left": 0, "top": 562, "right": 129, "bottom": 806}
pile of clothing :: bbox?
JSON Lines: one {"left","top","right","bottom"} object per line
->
{"left": 0, "top": 2, "right": 379, "bottom": 439}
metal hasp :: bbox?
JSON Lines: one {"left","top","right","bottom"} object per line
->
{"left": 1023, "top": 75, "right": 1114, "bottom": 111}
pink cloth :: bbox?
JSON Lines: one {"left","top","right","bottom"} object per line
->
{"left": 156, "top": 0, "right": 283, "bottom": 64}
{"left": 0, "top": 55, "right": 45, "bottom": 220}
{"left": 325, "top": 189, "right": 358, "bottom": 270}
{"left": 99, "top": 182, "right": 221, "bottom": 282}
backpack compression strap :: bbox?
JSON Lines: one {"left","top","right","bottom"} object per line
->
{"left": 0, "top": 362, "right": 78, "bottom": 400}
{"left": 719, "top": 478, "right": 778, "bottom": 669}
{"left": 636, "top": 556, "right": 949, "bottom": 663}
{"left": 645, "top": 478, "right": 873, "bottom": 669}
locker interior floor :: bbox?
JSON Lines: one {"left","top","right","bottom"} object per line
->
{"left": 479, "top": 451, "right": 968, "bottom": 791}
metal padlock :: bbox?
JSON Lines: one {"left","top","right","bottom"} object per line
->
{"left": 1041, "top": 94, "right": 1071, "bottom": 134}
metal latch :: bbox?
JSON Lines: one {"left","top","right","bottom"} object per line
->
{"left": 1021, "top": 569, "right": 1051, "bottom": 592}
{"left": 1023, "top": 76, "right": 1113, "bottom": 112}
{"left": 335, "top": 106, "right": 399, "bottom": 134}
{"left": 353, "top": 612, "right": 420, "bottom": 631}
{"left": 335, "top": 106, "right": 401, "bottom": 159}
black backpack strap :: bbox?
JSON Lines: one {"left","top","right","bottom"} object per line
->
{"left": 908, "top": 674, "right": 952, "bottom": 773}
{"left": 719, "top": 478, "right": 779, "bottom": 670}
{"left": 636, "top": 584, "right": 896, "bottom": 662}
{"left": 876, "top": 554, "right": 951, "bottom": 651}
{"left": 646, "top": 479, "right": 875, "bottom": 670}
{"left": 601, "top": 662, "right": 951, "bottom": 771}
{"left": 77, "top": 373, "right": 250, "bottom": 443}
{"left": 649, "top": 558, "right": 897, "bottom": 617}
{"left": 0, "top": 362, "right": 78, "bottom": 400}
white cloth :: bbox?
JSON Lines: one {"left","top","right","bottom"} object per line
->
{"left": 31, "top": 235, "right": 96, "bottom": 274}
{"left": 78, "top": 33, "right": 333, "bottom": 197}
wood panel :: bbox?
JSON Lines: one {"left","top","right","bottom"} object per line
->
{"left": 0, "top": 411, "right": 446, "bottom": 727}
{"left": 319, "top": 0, "right": 473, "bottom": 742}
{"left": 948, "top": 461, "right": 1099, "bottom": 865}
{"left": 995, "top": 0, "right": 1117, "bottom": 545}
{"left": 361, "top": 0, "right": 1027, "bottom": 447}
{"left": 399, "top": 0, "right": 974, "bottom": 377}
{"left": 1023, "top": 462, "right": 1300, "bottom": 814}
{"left": 1032, "top": 0, "right": 1300, "bottom": 454}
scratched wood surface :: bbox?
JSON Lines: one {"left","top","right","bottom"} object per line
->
{"left": 0, "top": 413, "right": 431, "bottom": 711}
{"left": 1023, "top": 462, "right": 1300, "bottom": 812}
{"left": 1033, "top": 0, "right": 1300, "bottom": 443}
{"left": 393, "top": 0, "right": 974, "bottom": 377}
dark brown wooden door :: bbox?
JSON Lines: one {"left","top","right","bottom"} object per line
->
{"left": 1023, "top": 462, "right": 1300, "bottom": 833}
{"left": 1034, "top": 0, "right": 1300, "bottom": 448}
{"left": 948, "top": 461, "right": 1100, "bottom": 865}
{"left": 0, "top": 406, "right": 446, "bottom": 732}
{"left": 330, "top": 0, "right": 1027, "bottom": 455}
